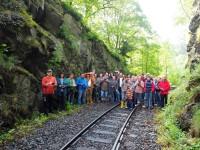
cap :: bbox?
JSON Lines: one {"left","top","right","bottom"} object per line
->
{"left": 47, "top": 69, "right": 52, "bottom": 72}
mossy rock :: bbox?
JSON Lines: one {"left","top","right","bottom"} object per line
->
{"left": 0, "top": 0, "right": 124, "bottom": 130}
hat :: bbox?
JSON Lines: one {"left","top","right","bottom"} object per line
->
{"left": 47, "top": 69, "right": 52, "bottom": 72}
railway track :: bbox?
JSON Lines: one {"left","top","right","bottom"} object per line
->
{"left": 60, "top": 103, "right": 140, "bottom": 150}
{"left": 118, "top": 107, "right": 161, "bottom": 150}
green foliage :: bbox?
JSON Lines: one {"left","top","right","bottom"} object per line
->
{"left": 191, "top": 109, "right": 200, "bottom": 137}
{"left": 120, "top": 41, "right": 133, "bottom": 56}
{"left": 66, "top": 0, "right": 177, "bottom": 75}
{"left": 189, "top": 64, "right": 200, "bottom": 89}
{"left": 0, "top": 105, "right": 81, "bottom": 144}
{"left": 175, "top": 0, "right": 194, "bottom": 25}
{"left": 62, "top": 2, "right": 83, "bottom": 21}
{"left": 84, "top": 31, "right": 99, "bottom": 41}
{"left": 59, "top": 23, "right": 79, "bottom": 50}
{"left": 0, "top": 44, "right": 16, "bottom": 70}
{"left": 20, "top": 9, "right": 37, "bottom": 27}
{"left": 156, "top": 65, "right": 200, "bottom": 149}
{"left": 48, "top": 42, "right": 64, "bottom": 68}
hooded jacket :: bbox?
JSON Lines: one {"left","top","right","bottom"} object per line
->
{"left": 158, "top": 80, "right": 170, "bottom": 95}
{"left": 76, "top": 77, "right": 88, "bottom": 90}
{"left": 42, "top": 75, "right": 57, "bottom": 95}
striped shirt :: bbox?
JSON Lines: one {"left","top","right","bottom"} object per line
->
{"left": 126, "top": 88, "right": 133, "bottom": 100}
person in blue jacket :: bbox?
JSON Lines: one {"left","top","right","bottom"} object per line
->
{"left": 76, "top": 74, "right": 88, "bottom": 105}
{"left": 57, "top": 73, "right": 68, "bottom": 110}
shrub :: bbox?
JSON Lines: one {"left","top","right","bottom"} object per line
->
{"left": 58, "top": 23, "right": 79, "bottom": 50}
{"left": 84, "top": 31, "right": 99, "bottom": 41}
{"left": 191, "top": 109, "right": 200, "bottom": 138}
{"left": 48, "top": 42, "right": 64, "bottom": 68}
{"left": 156, "top": 67, "right": 200, "bottom": 149}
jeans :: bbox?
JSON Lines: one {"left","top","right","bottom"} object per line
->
{"left": 145, "top": 92, "right": 152, "bottom": 109}
{"left": 101, "top": 90, "right": 108, "bottom": 98}
{"left": 127, "top": 100, "right": 134, "bottom": 110}
{"left": 155, "top": 91, "right": 161, "bottom": 107}
{"left": 78, "top": 89, "right": 86, "bottom": 105}
{"left": 142, "top": 92, "right": 145, "bottom": 100}
{"left": 135, "top": 93, "right": 143, "bottom": 104}
{"left": 121, "top": 91, "right": 126, "bottom": 100}
{"left": 109, "top": 88, "right": 119, "bottom": 102}
{"left": 115, "top": 89, "right": 120, "bottom": 102}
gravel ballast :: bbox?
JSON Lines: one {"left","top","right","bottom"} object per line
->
{"left": 68, "top": 107, "right": 130, "bottom": 150}
{"left": 120, "top": 107, "right": 161, "bottom": 150}
{"left": 2, "top": 102, "right": 115, "bottom": 150}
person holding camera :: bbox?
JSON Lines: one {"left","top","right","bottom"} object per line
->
{"left": 134, "top": 76, "right": 145, "bottom": 105}
{"left": 57, "top": 73, "right": 68, "bottom": 110}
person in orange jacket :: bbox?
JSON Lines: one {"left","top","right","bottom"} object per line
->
{"left": 85, "top": 73, "right": 95, "bottom": 104}
{"left": 42, "top": 69, "right": 57, "bottom": 115}
{"left": 158, "top": 76, "right": 170, "bottom": 107}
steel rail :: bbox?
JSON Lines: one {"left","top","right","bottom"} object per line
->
{"left": 111, "top": 104, "right": 139, "bottom": 150}
{"left": 60, "top": 103, "right": 120, "bottom": 150}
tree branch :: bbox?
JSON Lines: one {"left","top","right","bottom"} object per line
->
{"left": 87, "top": 6, "right": 119, "bottom": 18}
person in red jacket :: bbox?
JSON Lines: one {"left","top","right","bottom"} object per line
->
{"left": 158, "top": 76, "right": 170, "bottom": 107}
{"left": 42, "top": 69, "right": 57, "bottom": 115}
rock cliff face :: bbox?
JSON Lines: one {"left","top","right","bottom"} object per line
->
{"left": 0, "top": 0, "right": 122, "bottom": 128}
{"left": 180, "top": 0, "right": 200, "bottom": 138}
{"left": 187, "top": 1, "right": 200, "bottom": 70}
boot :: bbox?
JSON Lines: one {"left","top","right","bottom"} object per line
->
{"left": 125, "top": 101, "right": 128, "bottom": 108}
{"left": 120, "top": 101, "right": 124, "bottom": 108}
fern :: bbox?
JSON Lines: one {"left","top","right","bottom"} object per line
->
{"left": 0, "top": 43, "right": 16, "bottom": 70}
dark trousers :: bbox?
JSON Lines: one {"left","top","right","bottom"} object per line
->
{"left": 142, "top": 92, "right": 145, "bottom": 102}
{"left": 127, "top": 99, "right": 134, "bottom": 110}
{"left": 134, "top": 93, "right": 143, "bottom": 104}
{"left": 132, "top": 92, "right": 135, "bottom": 105}
{"left": 118, "top": 87, "right": 122, "bottom": 101}
{"left": 67, "top": 87, "right": 76, "bottom": 104}
{"left": 43, "top": 94, "right": 54, "bottom": 115}
{"left": 155, "top": 91, "right": 161, "bottom": 107}
{"left": 93, "top": 86, "right": 100, "bottom": 102}
{"left": 58, "top": 92, "right": 66, "bottom": 110}
{"left": 160, "top": 94, "right": 168, "bottom": 107}
{"left": 152, "top": 92, "right": 155, "bottom": 106}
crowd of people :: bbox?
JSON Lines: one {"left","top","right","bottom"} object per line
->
{"left": 41, "top": 69, "right": 171, "bottom": 115}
